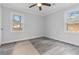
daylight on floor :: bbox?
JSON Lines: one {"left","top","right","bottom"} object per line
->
{"left": 0, "top": 3, "right": 79, "bottom": 55}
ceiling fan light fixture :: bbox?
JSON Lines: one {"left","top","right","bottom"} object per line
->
{"left": 37, "top": 3, "right": 42, "bottom": 7}
{"left": 29, "top": 3, "right": 52, "bottom": 11}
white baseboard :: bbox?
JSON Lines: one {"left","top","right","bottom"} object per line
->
{"left": 2, "top": 34, "right": 79, "bottom": 46}
{"left": 2, "top": 35, "right": 43, "bottom": 44}
{"left": 46, "top": 35, "right": 79, "bottom": 46}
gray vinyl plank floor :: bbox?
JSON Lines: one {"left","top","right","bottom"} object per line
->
{"left": 0, "top": 37, "right": 79, "bottom": 55}
{"left": 0, "top": 42, "right": 16, "bottom": 55}
{"left": 30, "top": 37, "right": 79, "bottom": 55}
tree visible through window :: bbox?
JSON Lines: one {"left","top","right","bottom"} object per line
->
{"left": 12, "top": 15, "right": 22, "bottom": 32}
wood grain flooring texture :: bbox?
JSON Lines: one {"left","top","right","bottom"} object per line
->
{"left": 0, "top": 37, "right": 79, "bottom": 55}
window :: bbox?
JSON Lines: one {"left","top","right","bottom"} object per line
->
{"left": 65, "top": 9, "right": 79, "bottom": 32}
{"left": 11, "top": 14, "right": 23, "bottom": 32}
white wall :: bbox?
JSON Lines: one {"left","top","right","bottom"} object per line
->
{"left": 2, "top": 7, "right": 44, "bottom": 44}
{"left": 2, "top": 4, "right": 79, "bottom": 46}
{"left": 46, "top": 4, "right": 79, "bottom": 46}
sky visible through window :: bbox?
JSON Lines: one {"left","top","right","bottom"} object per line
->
{"left": 14, "top": 15, "right": 21, "bottom": 21}
{"left": 66, "top": 9, "right": 79, "bottom": 32}
{"left": 67, "top": 10, "right": 79, "bottom": 17}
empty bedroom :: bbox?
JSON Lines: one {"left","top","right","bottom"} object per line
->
{"left": 0, "top": 3, "right": 79, "bottom": 55}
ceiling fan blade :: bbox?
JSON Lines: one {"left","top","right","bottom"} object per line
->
{"left": 42, "top": 3, "right": 51, "bottom": 6}
{"left": 29, "top": 4, "right": 37, "bottom": 8}
{"left": 39, "top": 7, "right": 42, "bottom": 11}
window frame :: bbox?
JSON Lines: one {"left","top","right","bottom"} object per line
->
{"left": 64, "top": 8, "right": 79, "bottom": 33}
{"left": 11, "top": 12, "right": 24, "bottom": 32}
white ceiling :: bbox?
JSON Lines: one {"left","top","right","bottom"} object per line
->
{"left": 1, "top": 3, "right": 78, "bottom": 16}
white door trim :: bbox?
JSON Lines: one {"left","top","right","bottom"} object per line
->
{"left": 0, "top": 5, "right": 2, "bottom": 45}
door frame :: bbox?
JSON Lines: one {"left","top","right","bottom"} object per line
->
{"left": 0, "top": 5, "right": 2, "bottom": 45}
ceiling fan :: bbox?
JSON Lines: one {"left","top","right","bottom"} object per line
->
{"left": 29, "top": 3, "right": 55, "bottom": 11}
